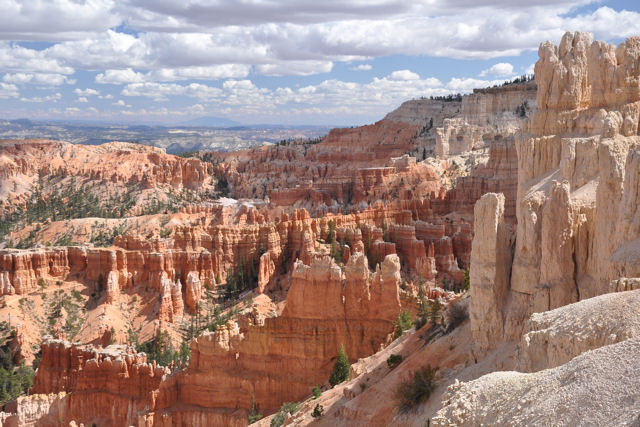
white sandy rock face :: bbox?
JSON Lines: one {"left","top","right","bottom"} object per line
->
{"left": 502, "top": 31, "right": 640, "bottom": 343}
{"left": 518, "top": 288, "right": 640, "bottom": 372}
{"left": 432, "top": 335, "right": 640, "bottom": 427}
{"left": 469, "top": 193, "right": 512, "bottom": 355}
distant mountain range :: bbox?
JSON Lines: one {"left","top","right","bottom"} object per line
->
{"left": 177, "top": 116, "right": 241, "bottom": 127}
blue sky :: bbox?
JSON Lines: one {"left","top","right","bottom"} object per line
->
{"left": 0, "top": 0, "right": 638, "bottom": 126}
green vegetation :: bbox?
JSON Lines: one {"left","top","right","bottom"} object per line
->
{"left": 136, "top": 328, "right": 189, "bottom": 370}
{"left": 462, "top": 265, "right": 470, "bottom": 291}
{"left": 248, "top": 393, "right": 262, "bottom": 423}
{"left": 311, "top": 404, "right": 324, "bottom": 418}
{"left": 446, "top": 300, "right": 469, "bottom": 332}
{"left": 387, "top": 354, "right": 403, "bottom": 370}
{"left": 0, "top": 174, "right": 194, "bottom": 247}
{"left": 224, "top": 257, "right": 259, "bottom": 300}
{"left": 46, "top": 290, "right": 86, "bottom": 339}
{"left": 90, "top": 223, "right": 125, "bottom": 247}
{"left": 0, "top": 324, "right": 35, "bottom": 405}
{"left": 329, "top": 344, "right": 350, "bottom": 387}
{"left": 214, "top": 173, "right": 230, "bottom": 197}
{"left": 395, "top": 365, "right": 437, "bottom": 412}
{"left": 312, "top": 385, "right": 322, "bottom": 399}
{"left": 394, "top": 310, "right": 413, "bottom": 339}
{"left": 270, "top": 402, "right": 300, "bottom": 427}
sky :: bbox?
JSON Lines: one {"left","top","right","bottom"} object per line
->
{"left": 0, "top": 0, "right": 639, "bottom": 126}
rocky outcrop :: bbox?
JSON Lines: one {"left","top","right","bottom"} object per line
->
{"left": 433, "top": 335, "right": 640, "bottom": 427}
{"left": 22, "top": 251, "right": 401, "bottom": 426}
{"left": 438, "top": 138, "right": 519, "bottom": 223}
{"left": 0, "top": 392, "right": 68, "bottom": 427}
{"left": 104, "top": 270, "right": 119, "bottom": 304}
{"left": 436, "top": 32, "right": 640, "bottom": 426}
{"left": 184, "top": 271, "right": 202, "bottom": 312}
{"left": 517, "top": 289, "right": 640, "bottom": 372}
{"left": 30, "top": 339, "right": 167, "bottom": 427}
{"left": 435, "top": 81, "right": 537, "bottom": 157}
{"left": 149, "top": 253, "right": 401, "bottom": 424}
{"left": 469, "top": 193, "right": 512, "bottom": 355}
{"left": 0, "top": 140, "right": 212, "bottom": 191}
{"left": 461, "top": 32, "right": 640, "bottom": 349}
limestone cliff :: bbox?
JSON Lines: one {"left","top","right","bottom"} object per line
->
{"left": 467, "top": 32, "right": 640, "bottom": 350}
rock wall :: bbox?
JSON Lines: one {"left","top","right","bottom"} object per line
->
{"left": 29, "top": 340, "right": 166, "bottom": 427}
{"left": 432, "top": 335, "right": 640, "bottom": 427}
{"left": 26, "top": 253, "right": 401, "bottom": 426}
{"left": 469, "top": 32, "right": 640, "bottom": 349}
{"left": 435, "top": 82, "right": 537, "bottom": 157}
{"left": 469, "top": 193, "right": 513, "bottom": 355}
{"left": 150, "top": 253, "right": 401, "bottom": 424}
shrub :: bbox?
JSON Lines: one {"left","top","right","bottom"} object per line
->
{"left": 446, "top": 301, "right": 468, "bottom": 332}
{"left": 270, "top": 402, "right": 300, "bottom": 427}
{"left": 394, "top": 310, "right": 412, "bottom": 339}
{"left": 428, "top": 299, "right": 442, "bottom": 325}
{"left": 311, "top": 404, "right": 324, "bottom": 418}
{"left": 248, "top": 394, "right": 262, "bottom": 423}
{"left": 462, "top": 265, "right": 470, "bottom": 291}
{"left": 312, "top": 385, "right": 322, "bottom": 399}
{"left": 413, "top": 316, "right": 427, "bottom": 330}
{"left": 329, "top": 344, "right": 350, "bottom": 387}
{"left": 387, "top": 354, "right": 403, "bottom": 370}
{"left": 395, "top": 365, "right": 437, "bottom": 412}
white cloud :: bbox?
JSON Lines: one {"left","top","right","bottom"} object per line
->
{"left": 352, "top": 64, "right": 372, "bottom": 71}
{"left": 0, "top": 0, "right": 118, "bottom": 41}
{"left": 74, "top": 88, "right": 100, "bottom": 96}
{"left": 479, "top": 62, "right": 514, "bottom": 77}
{"left": 96, "top": 69, "right": 145, "bottom": 84}
{"left": 77, "top": 97, "right": 88, "bottom": 103}
{"left": 525, "top": 63, "right": 535, "bottom": 75}
{"left": 113, "top": 99, "right": 131, "bottom": 107}
{"left": 2, "top": 72, "right": 70, "bottom": 86}
{"left": 446, "top": 77, "right": 507, "bottom": 92}
{"left": 121, "top": 82, "right": 224, "bottom": 101}
{"left": 0, "top": 82, "right": 19, "bottom": 99}
{"left": 20, "top": 93, "right": 62, "bottom": 103}
{"left": 255, "top": 61, "right": 333, "bottom": 76}
{"left": 388, "top": 70, "right": 420, "bottom": 81}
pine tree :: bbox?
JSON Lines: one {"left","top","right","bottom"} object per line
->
{"left": 329, "top": 344, "right": 350, "bottom": 386}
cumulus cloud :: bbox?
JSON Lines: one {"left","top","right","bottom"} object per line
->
{"left": 1, "top": 0, "right": 640, "bottom": 123}
{"left": 0, "top": 82, "right": 19, "bottom": 99}
{"left": 21, "top": 93, "right": 62, "bottom": 103}
{"left": 96, "top": 65, "right": 250, "bottom": 84}
{"left": 113, "top": 99, "right": 130, "bottom": 107}
{"left": 121, "top": 82, "right": 224, "bottom": 101}
{"left": 388, "top": 70, "right": 420, "bottom": 81}
{"left": 479, "top": 62, "right": 514, "bottom": 77}
{"left": 77, "top": 97, "right": 88, "bottom": 103}
{"left": 2, "top": 73, "right": 71, "bottom": 86}
{"left": 74, "top": 88, "right": 100, "bottom": 96}
{"left": 0, "top": 0, "right": 118, "bottom": 41}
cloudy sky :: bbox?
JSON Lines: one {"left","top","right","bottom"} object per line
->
{"left": 0, "top": 0, "right": 638, "bottom": 126}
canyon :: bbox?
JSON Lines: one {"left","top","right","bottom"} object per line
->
{"left": 0, "top": 30, "right": 637, "bottom": 427}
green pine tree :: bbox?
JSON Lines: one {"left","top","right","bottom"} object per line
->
{"left": 329, "top": 344, "right": 350, "bottom": 387}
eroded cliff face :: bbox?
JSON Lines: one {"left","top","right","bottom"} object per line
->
{"left": 468, "top": 32, "right": 640, "bottom": 352}
{"left": 26, "top": 340, "right": 166, "bottom": 427}
{"left": 0, "top": 140, "right": 214, "bottom": 216}
{"left": 18, "top": 253, "right": 401, "bottom": 426}
{"left": 435, "top": 81, "right": 537, "bottom": 158}
{"left": 433, "top": 32, "right": 640, "bottom": 427}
